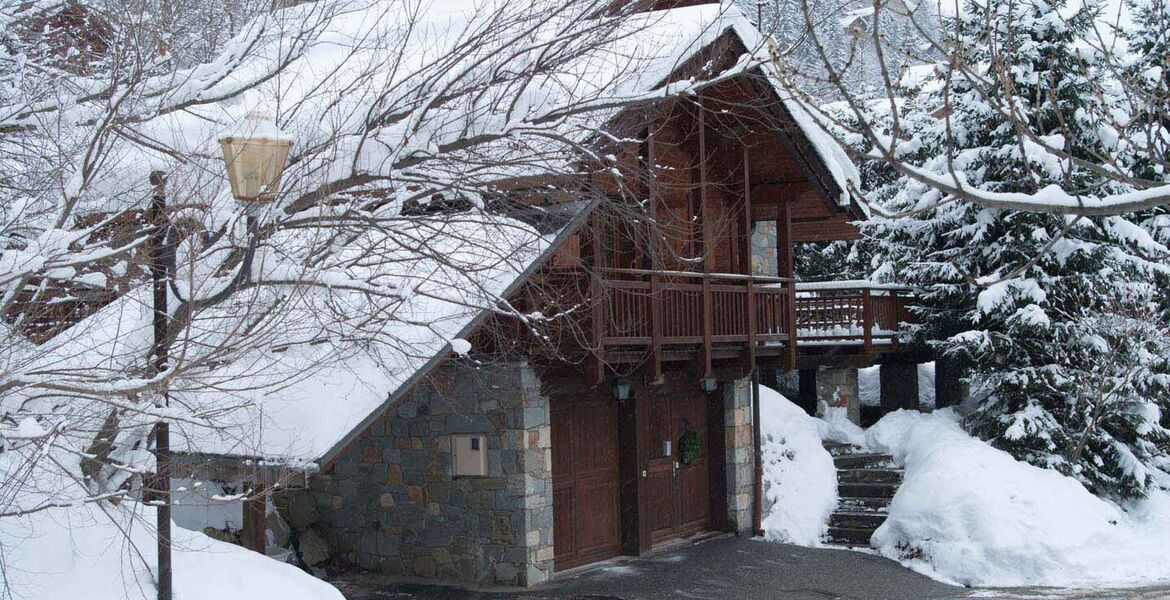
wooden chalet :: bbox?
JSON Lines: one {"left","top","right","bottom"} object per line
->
{"left": 14, "top": 0, "right": 936, "bottom": 590}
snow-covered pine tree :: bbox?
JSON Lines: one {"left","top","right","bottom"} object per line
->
{"left": 1118, "top": 0, "right": 1170, "bottom": 247}
{"left": 860, "top": 0, "right": 1170, "bottom": 498}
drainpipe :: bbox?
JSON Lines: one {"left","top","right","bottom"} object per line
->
{"left": 751, "top": 370, "right": 764, "bottom": 537}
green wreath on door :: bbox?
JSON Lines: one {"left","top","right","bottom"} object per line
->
{"left": 678, "top": 422, "right": 701, "bottom": 466}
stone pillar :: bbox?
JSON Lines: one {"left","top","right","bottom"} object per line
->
{"left": 935, "top": 356, "right": 970, "bottom": 409}
{"left": 513, "top": 365, "right": 555, "bottom": 587}
{"left": 722, "top": 377, "right": 754, "bottom": 535}
{"left": 879, "top": 362, "right": 919, "bottom": 414}
{"left": 816, "top": 367, "right": 860, "bottom": 425}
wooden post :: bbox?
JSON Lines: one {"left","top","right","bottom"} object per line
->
{"left": 698, "top": 96, "right": 713, "bottom": 377}
{"left": 148, "top": 171, "right": 172, "bottom": 600}
{"left": 862, "top": 287, "right": 873, "bottom": 353}
{"left": 242, "top": 486, "right": 267, "bottom": 553}
{"left": 889, "top": 289, "right": 901, "bottom": 350}
{"left": 648, "top": 125, "right": 663, "bottom": 383}
{"left": 742, "top": 146, "right": 756, "bottom": 372}
{"left": 776, "top": 200, "right": 796, "bottom": 371}
{"left": 589, "top": 211, "right": 606, "bottom": 385}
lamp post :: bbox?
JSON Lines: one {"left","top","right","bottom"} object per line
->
{"left": 151, "top": 111, "right": 291, "bottom": 600}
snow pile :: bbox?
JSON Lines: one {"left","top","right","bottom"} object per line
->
{"left": 2, "top": 502, "right": 342, "bottom": 600}
{"left": 758, "top": 386, "right": 838, "bottom": 545}
{"left": 868, "top": 409, "right": 1170, "bottom": 588}
{"left": 0, "top": 446, "right": 341, "bottom": 600}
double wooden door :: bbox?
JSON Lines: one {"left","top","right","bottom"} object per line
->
{"left": 641, "top": 391, "right": 711, "bottom": 546}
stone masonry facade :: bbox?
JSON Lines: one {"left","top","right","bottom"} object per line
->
{"left": 722, "top": 377, "right": 755, "bottom": 534}
{"left": 287, "top": 361, "right": 554, "bottom": 587}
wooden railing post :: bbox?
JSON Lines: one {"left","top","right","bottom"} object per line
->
{"left": 650, "top": 274, "right": 663, "bottom": 382}
{"left": 785, "top": 279, "right": 797, "bottom": 371}
{"left": 746, "top": 279, "right": 756, "bottom": 367}
{"left": 702, "top": 277, "right": 713, "bottom": 376}
{"left": 862, "top": 287, "right": 873, "bottom": 353}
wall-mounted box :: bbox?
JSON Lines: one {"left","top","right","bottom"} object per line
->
{"left": 452, "top": 434, "right": 488, "bottom": 477}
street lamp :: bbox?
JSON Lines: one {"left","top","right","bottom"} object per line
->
{"left": 152, "top": 111, "right": 292, "bottom": 600}
{"left": 218, "top": 111, "right": 292, "bottom": 203}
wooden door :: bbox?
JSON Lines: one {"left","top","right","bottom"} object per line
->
{"left": 552, "top": 395, "right": 621, "bottom": 571}
{"left": 640, "top": 391, "right": 712, "bottom": 546}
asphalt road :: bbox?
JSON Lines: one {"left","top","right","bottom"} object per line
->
{"left": 334, "top": 535, "right": 965, "bottom": 600}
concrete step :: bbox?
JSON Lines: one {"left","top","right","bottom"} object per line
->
{"left": 822, "top": 442, "right": 862, "bottom": 456}
{"left": 837, "top": 496, "right": 892, "bottom": 512}
{"left": 837, "top": 468, "right": 904, "bottom": 484}
{"left": 833, "top": 453, "right": 897, "bottom": 469}
{"left": 829, "top": 511, "right": 888, "bottom": 530}
{"left": 825, "top": 526, "right": 873, "bottom": 547}
{"left": 838, "top": 482, "right": 898, "bottom": 498}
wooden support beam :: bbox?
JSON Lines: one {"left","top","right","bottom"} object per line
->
{"left": 743, "top": 146, "right": 756, "bottom": 373}
{"left": 648, "top": 125, "right": 663, "bottom": 383}
{"left": 589, "top": 211, "right": 606, "bottom": 385}
{"left": 241, "top": 486, "right": 266, "bottom": 553}
{"left": 698, "top": 97, "right": 713, "bottom": 377}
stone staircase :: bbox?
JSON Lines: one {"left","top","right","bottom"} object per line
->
{"left": 823, "top": 442, "right": 902, "bottom": 547}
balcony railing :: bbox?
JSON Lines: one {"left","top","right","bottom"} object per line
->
{"left": 590, "top": 269, "right": 911, "bottom": 353}
{"left": 598, "top": 268, "right": 793, "bottom": 346}
{"left": 793, "top": 280, "right": 913, "bottom": 349}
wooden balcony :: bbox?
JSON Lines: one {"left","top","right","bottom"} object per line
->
{"left": 583, "top": 269, "right": 912, "bottom": 367}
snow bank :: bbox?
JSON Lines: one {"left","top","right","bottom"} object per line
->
{"left": 758, "top": 386, "right": 837, "bottom": 545}
{"left": 858, "top": 364, "right": 936, "bottom": 410}
{"left": 859, "top": 365, "right": 880, "bottom": 406}
{"left": 868, "top": 409, "right": 1170, "bottom": 588}
{"left": 1, "top": 490, "right": 341, "bottom": 600}
{"left": 917, "top": 362, "right": 935, "bottom": 409}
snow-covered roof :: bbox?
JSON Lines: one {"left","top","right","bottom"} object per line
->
{"left": 2, "top": 209, "right": 574, "bottom": 464}
{"left": 121, "top": 0, "right": 860, "bottom": 210}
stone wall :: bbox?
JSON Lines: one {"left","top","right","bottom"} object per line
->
{"left": 283, "top": 361, "right": 554, "bottom": 587}
{"left": 721, "top": 377, "right": 755, "bottom": 534}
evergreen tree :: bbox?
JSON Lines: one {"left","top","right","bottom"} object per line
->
{"left": 859, "top": 0, "right": 1170, "bottom": 498}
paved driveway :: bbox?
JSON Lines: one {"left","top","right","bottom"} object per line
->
{"left": 334, "top": 535, "right": 965, "bottom": 600}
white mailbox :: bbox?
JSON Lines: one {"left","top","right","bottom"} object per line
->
{"left": 452, "top": 434, "right": 488, "bottom": 477}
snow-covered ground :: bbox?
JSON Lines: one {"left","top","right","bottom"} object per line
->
{"left": 0, "top": 449, "right": 342, "bottom": 600}
{"left": 1, "top": 500, "right": 343, "bottom": 600}
{"left": 759, "top": 386, "right": 1170, "bottom": 589}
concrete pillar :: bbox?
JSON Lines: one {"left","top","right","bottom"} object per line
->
{"left": 797, "top": 369, "right": 818, "bottom": 416}
{"left": 816, "top": 367, "right": 860, "bottom": 425}
{"left": 772, "top": 368, "right": 798, "bottom": 401}
{"left": 879, "top": 362, "right": 919, "bottom": 414}
{"left": 722, "top": 378, "right": 754, "bottom": 535}
{"left": 935, "top": 355, "right": 970, "bottom": 409}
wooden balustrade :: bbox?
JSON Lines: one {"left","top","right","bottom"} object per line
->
{"left": 542, "top": 267, "right": 911, "bottom": 356}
